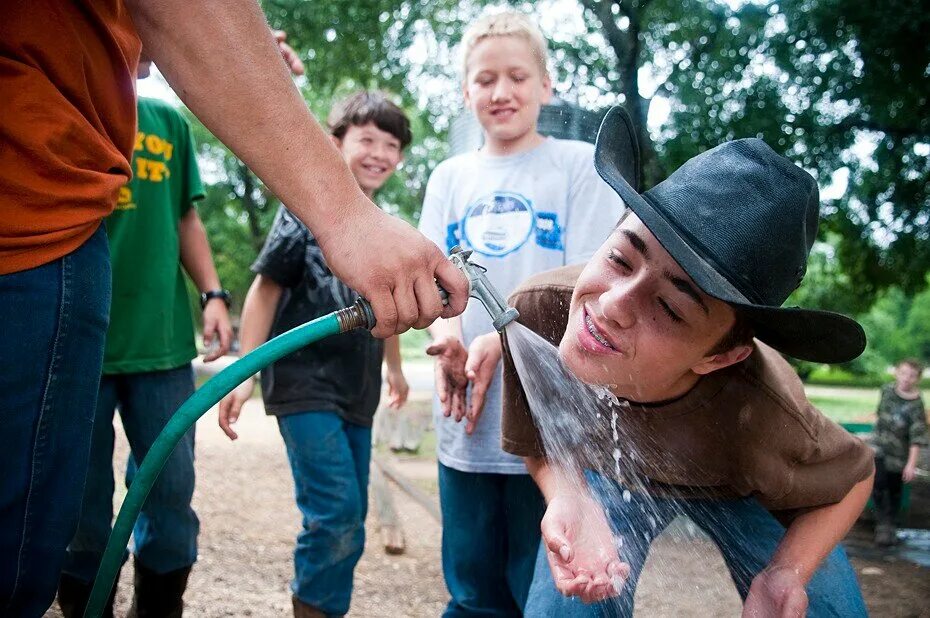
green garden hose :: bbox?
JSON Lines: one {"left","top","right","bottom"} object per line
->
{"left": 84, "top": 300, "right": 374, "bottom": 617}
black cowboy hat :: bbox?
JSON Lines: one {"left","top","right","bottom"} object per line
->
{"left": 593, "top": 106, "right": 865, "bottom": 364}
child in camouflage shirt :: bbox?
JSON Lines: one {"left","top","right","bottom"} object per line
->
{"left": 871, "top": 358, "right": 929, "bottom": 545}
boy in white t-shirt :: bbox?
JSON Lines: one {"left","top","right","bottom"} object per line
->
{"left": 417, "top": 11, "right": 624, "bottom": 616}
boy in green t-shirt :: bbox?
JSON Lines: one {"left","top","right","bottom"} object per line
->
{"left": 57, "top": 53, "right": 236, "bottom": 617}
{"left": 871, "top": 358, "right": 928, "bottom": 546}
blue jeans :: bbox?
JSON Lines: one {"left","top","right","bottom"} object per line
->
{"left": 63, "top": 364, "right": 199, "bottom": 581}
{"left": 0, "top": 227, "right": 110, "bottom": 617}
{"left": 525, "top": 473, "right": 868, "bottom": 617}
{"left": 438, "top": 464, "right": 546, "bottom": 618}
{"left": 277, "top": 411, "right": 372, "bottom": 616}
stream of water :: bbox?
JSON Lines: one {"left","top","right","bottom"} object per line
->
{"left": 505, "top": 320, "right": 752, "bottom": 613}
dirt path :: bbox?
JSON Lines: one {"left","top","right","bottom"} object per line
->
{"left": 47, "top": 396, "right": 928, "bottom": 617}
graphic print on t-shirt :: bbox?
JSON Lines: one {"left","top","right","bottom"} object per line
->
{"left": 461, "top": 192, "right": 535, "bottom": 257}
{"left": 449, "top": 191, "right": 565, "bottom": 258}
{"left": 116, "top": 130, "right": 175, "bottom": 211}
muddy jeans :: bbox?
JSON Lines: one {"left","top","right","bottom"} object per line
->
{"left": 525, "top": 473, "right": 868, "bottom": 617}
{"left": 0, "top": 227, "right": 110, "bottom": 617}
{"left": 277, "top": 411, "right": 371, "bottom": 616}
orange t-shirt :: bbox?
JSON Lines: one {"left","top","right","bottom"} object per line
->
{"left": 0, "top": 0, "right": 141, "bottom": 275}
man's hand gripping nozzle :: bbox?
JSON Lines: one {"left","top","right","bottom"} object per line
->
{"left": 350, "top": 245, "right": 519, "bottom": 332}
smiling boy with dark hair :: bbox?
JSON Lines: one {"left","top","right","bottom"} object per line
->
{"left": 218, "top": 90, "right": 413, "bottom": 618}
{"left": 500, "top": 107, "right": 875, "bottom": 616}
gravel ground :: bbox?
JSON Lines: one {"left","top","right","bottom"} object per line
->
{"left": 47, "top": 397, "right": 928, "bottom": 617}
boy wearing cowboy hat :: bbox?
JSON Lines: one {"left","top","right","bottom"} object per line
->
{"left": 490, "top": 107, "right": 873, "bottom": 616}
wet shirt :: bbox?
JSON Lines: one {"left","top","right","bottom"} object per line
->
{"left": 418, "top": 138, "right": 625, "bottom": 474}
{"left": 872, "top": 384, "right": 928, "bottom": 471}
{"left": 501, "top": 265, "right": 875, "bottom": 511}
{"left": 0, "top": 0, "right": 140, "bottom": 274}
{"left": 103, "top": 98, "right": 204, "bottom": 374}
{"left": 251, "top": 207, "right": 383, "bottom": 427}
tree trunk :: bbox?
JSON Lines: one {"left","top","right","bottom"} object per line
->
{"left": 237, "top": 162, "right": 264, "bottom": 250}
{"left": 584, "top": 0, "right": 666, "bottom": 189}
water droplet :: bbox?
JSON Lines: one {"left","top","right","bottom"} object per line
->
{"left": 622, "top": 490, "right": 632, "bottom": 502}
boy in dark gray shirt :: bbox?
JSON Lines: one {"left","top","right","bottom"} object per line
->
{"left": 218, "top": 92, "right": 411, "bottom": 617}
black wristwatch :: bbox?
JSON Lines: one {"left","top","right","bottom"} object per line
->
{"left": 200, "top": 289, "right": 231, "bottom": 309}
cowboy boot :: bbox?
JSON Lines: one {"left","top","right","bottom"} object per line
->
{"left": 292, "top": 595, "right": 334, "bottom": 618}
{"left": 57, "top": 571, "right": 119, "bottom": 618}
{"left": 127, "top": 562, "right": 191, "bottom": 618}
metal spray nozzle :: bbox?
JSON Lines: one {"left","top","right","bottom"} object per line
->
{"left": 444, "top": 245, "right": 520, "bottom": 332}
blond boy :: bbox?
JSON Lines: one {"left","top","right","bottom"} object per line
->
{"left": 417, "top": 12, "right": 624, "bottom": 616}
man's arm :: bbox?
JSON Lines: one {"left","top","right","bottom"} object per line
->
{"left": 178, "top": 207, "right": 232, "bottom": 361}
{"left": 217, "top": 274, "right": 282, "bottom": 439}
{"left": 743, "top": 471, "right": 874, "bottom": 617}
{"left": 903, "top": 445, "right": 920, "bottom": 483}
{"left": 904, "top": 399, "right": 928, "bottom": 482}
{"left": 124, "top": 0, "right": 467, "bottom": 337}
{"left": 770, "top": 472, "right": 873, "bottom": 582}
{"left": 383, "top": 336, "right": 408, "bottom": 410}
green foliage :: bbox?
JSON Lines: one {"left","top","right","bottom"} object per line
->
{"left": 856, "top": 277, "right": 930, "bottom": 371}
{"left": 904, "top": 284, "right": 930, "bottom": 362}
{"left": 400, "top": 328, "right": 431, "bottom": 361}
{"left": 805, "top": 365, "right": 930, "bottom": 390}
{"left": 805, "top": 388, "right": 880, "bottom": 424}
{"left": 775, "top": 0, "right": 930, "bottom": 296}
{"left": 179, "top": 0, "right": 928, "bottom": 317}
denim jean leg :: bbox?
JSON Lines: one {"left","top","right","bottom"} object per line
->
{"left": 0, "top": 227, "right": 110, "bottom": 617}
{"left": 121, "top": 365, "right": 198, "bottom": 573}
{"left": 62, "top": 375, "right": 121, "bottom": 583}
{"left": 439, "top": 465, "right": 522, "bottom": 618}
{"left": 344, "top": 422, "right": 372, "bottom": 523}
{"left": 872, "top": 456, "right": 902, "bottom": 524}
{"left": 689, "top": 497, "right": 867, "bottom": 617}
{"left": 278, "top": 412, "right": 368, "bottom": 616}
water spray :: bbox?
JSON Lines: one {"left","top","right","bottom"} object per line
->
{"left": 84, "top": 247, "right": 519, "bottom": 617}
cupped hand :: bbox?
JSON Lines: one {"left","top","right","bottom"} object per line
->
{"left": 218, "top": 376, "right": 255, "bottom": 441}
{"left": 273, "top": 30, "right": 305, "bottom": 76}
{"left": 542, "top": 493, "right": 630, "bottom": 604}
{"left": 425, "top": 335, "right": 469, "bottom": 422}
{"left": 743, "top": 565, "right": 808, "bottom": 618}
{"left": 202, "top": 298, "right": 233, "bottom": 362}
{"left": 463, "top": 333, "right": 503, "bottom": 435}
{"left": 386, "top": 368, "right": 409, "bottom": 410}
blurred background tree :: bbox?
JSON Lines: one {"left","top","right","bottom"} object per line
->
{"left": 169, "top": 0, "right": 928, "bottom": 374}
